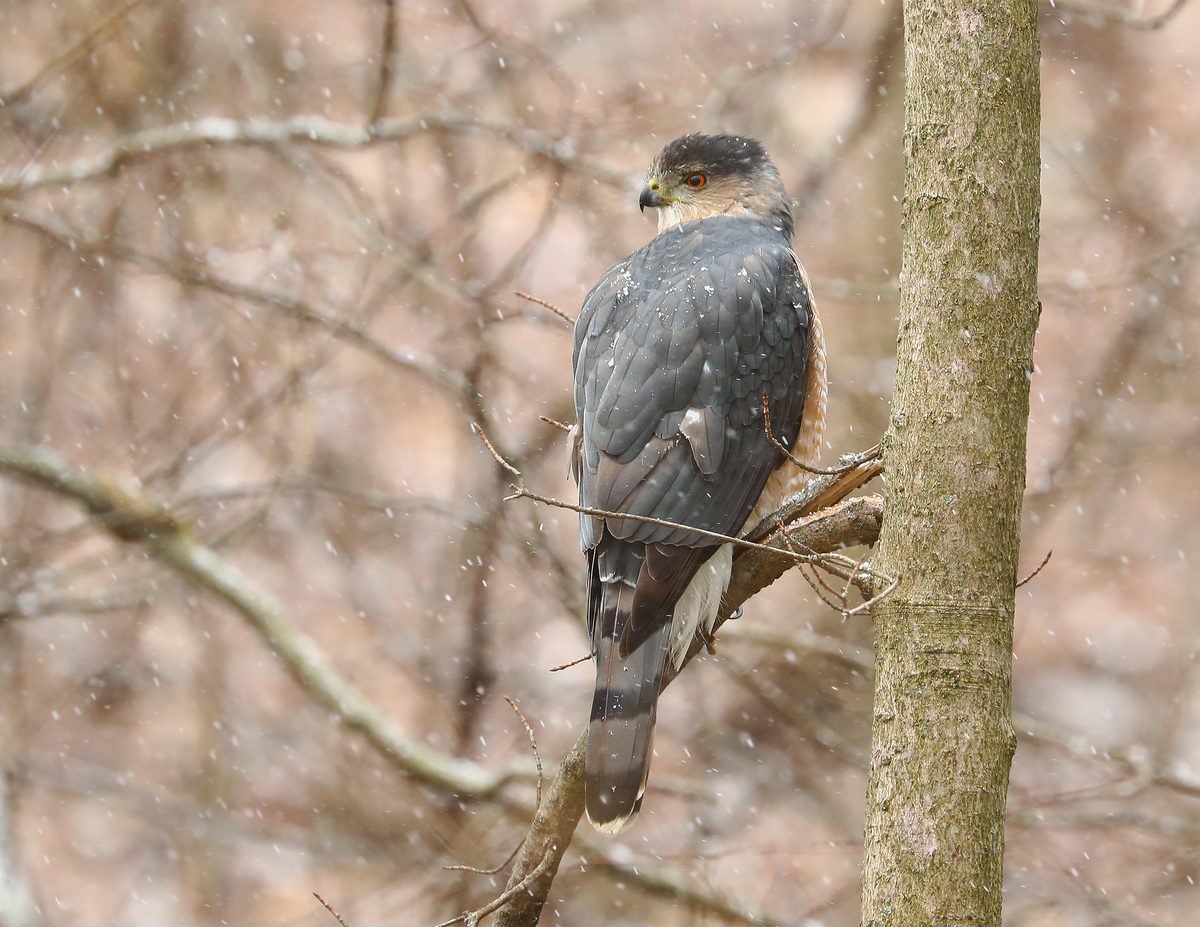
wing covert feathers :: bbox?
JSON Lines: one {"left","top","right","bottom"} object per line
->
{"left": 575, "top": 213, "right": 820, "bottom": 833}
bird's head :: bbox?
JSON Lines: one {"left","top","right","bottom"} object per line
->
{"left": 640, "top": 133, "right": 793, "bottom": 239}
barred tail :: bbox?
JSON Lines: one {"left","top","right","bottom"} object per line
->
{"left": 585, "top": 619, "right": 670, "bottom": 834}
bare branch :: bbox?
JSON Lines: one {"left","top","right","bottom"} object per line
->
{"left": 514, "top": 291, "right": 576, "bottom": 326}
{"left": 0, "top": 113, "right": 628, "bottom": 195}
{"left": 1, "top": 208, "right": 474, "bottom": 403}
{"left": 1016, "top": 549, "right": 1052, "bottom": 589}
{"left": 440, "top": 848, "right": 555, "bottom": 927}
{"left": 313, "top": 893, "right": 351, "bottom": 927}
{"left": 475, "top": 425, "right": 882, "bottom": 575}
{"left": 0, "top": 0, "right": 148, "bottom": 111}
{"left": 0, "top": 444, "right": 529, "bottom": 800}
{"left": 368, "top": 0, "right": 400, "bottom": 126}
{"left": 763, "top": 391, "right": 880, "bottom": 475}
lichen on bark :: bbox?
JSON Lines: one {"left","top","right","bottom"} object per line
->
{"left": 861, "top": 2, "right": 1040, "bottom": 924}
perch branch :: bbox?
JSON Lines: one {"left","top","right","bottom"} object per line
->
{"left": 475, "top": 425, "right": 885, "bottom": 582}
{"left": 491, "top": 446, "right": 886, "bottom": 925}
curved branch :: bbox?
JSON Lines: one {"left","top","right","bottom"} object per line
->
{"left": 0, "top": 113, "right": 628, "bottom": 195}
{"left": 0, "top": 444, "right": 527, "bottom": 800}
{"left": 492, "top": 466, "right": 884, "bottom": 926}
{"left": 1, "top": 208, "right": 473, "bottom": 404}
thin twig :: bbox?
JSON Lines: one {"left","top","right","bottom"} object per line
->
{"left": 538, "top": 415, "right": 573, "bottom": 432}
{"left": 0, "top": 444, "right": 529, "bottom": 800}
{"left": 444, "top": 840, "right": 524, "bottom": 877}
{"left": 548, "top": 654, "right": 591, "bottom": 672}
{"left": 843, "top": 573, "right": 899, "bottom": 618}
{"left": 514, "top": 291, "right": 576, "bottom": 326}
{"left": 764, "top": 391, "right": 880, "bottom": 475}
{"left": 474, "top": 424, "right": 896, "bottom": 598}
{"left": 1016, "top": 549, "right": 1052, "bottom": 589}
{"left": 505, "top": 697, "right": 543, "bottom": 809}
{"left": 368, "top": 0, "right": 399, "bottom": 125}
{"left": 773, "top": 515, "right": 845, "bottom": 612}
{"left": 474, "top": 424, "right": 522, "bottom": 478}
{"left": 0, "top": 0, "right": 148, "bottom": 110}
{"left": 435, "top": 851, "right": 555, "bottom": 927}
{"left": 796, "top": 562, "right": 845, "bottom": 613}
{"left": 840, "top": 548, "right": 872, "bottom": 616}
{"left": 313, "top": 893, "right": 350, "bottom": 927}
{"left": 812, "top": 561, "right": 848, "bottom": 602}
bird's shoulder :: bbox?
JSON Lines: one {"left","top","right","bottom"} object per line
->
{"left": 574, "top": 216, "right": 802, "bottom": 362}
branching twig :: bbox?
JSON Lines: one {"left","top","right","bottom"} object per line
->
{"left": 436, "top": 850, "right": 555, "bottom": 927}
{"left": 445, "top": 698, "right": 544, "bottom": 877}
{"left": 842, "top": 572, "right": 900, "bottom": 618}
{"left": 505, "top": 697, "right": 543, "bottom": 810}
{"left": 475, "top": 424, "right": 874, "bottom": 573}
{"left": 764, "top": 391, "right": 879, "bottom": 475}
{"left": 768, "top": 516, "right": 890, "bottom": 617}
{"left": 444, "top": 841, "right": 525, "bottom": 877}
{"left": 775, "top": 516, "right": 845, "bottom": 613}
{"left": 0, "top": 444, "right": 529, "bottom": 800}
{"left": 0, "top": 113, "right": 629, "bottom": 195}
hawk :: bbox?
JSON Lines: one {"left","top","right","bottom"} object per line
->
{"left": 572, "top": 134, "right": 828, "bottom": 833}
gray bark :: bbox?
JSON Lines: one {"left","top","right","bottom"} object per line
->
{"left": 861, "top": 2, "right": 1041, "bottom": 924}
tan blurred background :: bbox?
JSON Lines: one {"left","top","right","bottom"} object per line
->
{"left": 0, "top": 1, "right": 1197, "bottom": 925}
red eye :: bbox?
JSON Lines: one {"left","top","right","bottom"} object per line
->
{"left": 686, "top": 173, "right": 706, "bottom": 188}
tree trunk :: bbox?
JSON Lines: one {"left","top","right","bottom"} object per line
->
{"left": 861, "top": 2, "right": 1040, "bottom": 924}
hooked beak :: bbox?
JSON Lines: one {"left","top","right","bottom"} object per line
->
{"left": 639, "top": 180, "right": 664, "bottom": 212}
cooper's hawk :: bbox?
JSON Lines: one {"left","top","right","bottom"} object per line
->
{"left": 572, "top": 134, "right": 827, "bottom": 833}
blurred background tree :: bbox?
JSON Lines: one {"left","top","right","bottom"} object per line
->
{"left": 0, "top": 2, "right": 1198, "bottom": 925}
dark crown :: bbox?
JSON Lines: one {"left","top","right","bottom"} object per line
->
{"left": 654, "top": 134, "right": 770, "bottom": 177}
